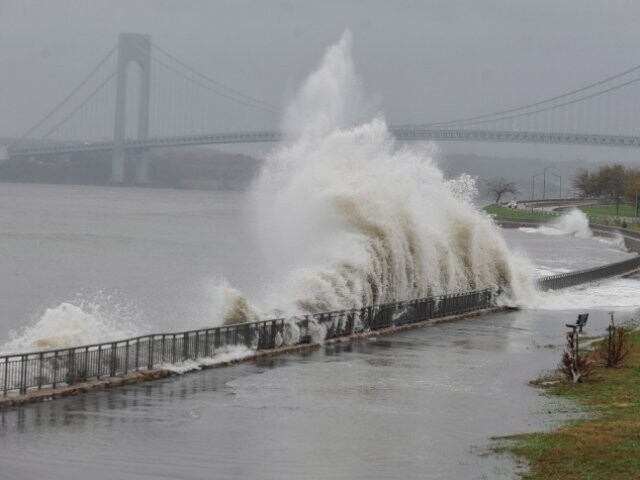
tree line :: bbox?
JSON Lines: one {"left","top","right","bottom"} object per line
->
{"left": 484, "top": 163, "right": 640, "bottom": 207}
{"left": 573, "top": 164, "right": 640, "bottom": 204}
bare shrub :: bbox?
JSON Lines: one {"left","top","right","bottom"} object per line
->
{"left": 596, "top": 322, "right": 632, "bottom": 368}
{"left": 558, "top": 330, "right": 594, "bottom": 383}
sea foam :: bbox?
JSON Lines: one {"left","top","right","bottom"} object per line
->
{"left": 215, "top": 31, "right": 535, "bottom": 325}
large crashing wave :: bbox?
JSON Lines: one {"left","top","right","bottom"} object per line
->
{"left": 219, "top": 32, "right": 533, "bottom": 324}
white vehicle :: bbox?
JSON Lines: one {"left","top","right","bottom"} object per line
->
{"left": 507, "top": 201, "right": 518, "bottom": 209}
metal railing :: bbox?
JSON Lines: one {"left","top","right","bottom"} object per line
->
{"left": 537, "top": 256, "right": 640, "bottom": 290}
{"left": 1, "top": 289, "right": 494, "bottom": 396}
{"left": 3, "top": 245, "right": 638, "bottom": 397}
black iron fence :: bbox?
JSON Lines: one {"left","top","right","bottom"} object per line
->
{"left": 1, "top": 289, "right": 494, "bottom": 396}
{"left": 3, "top": 244, "right": 639, "bottom": 397}
{"left": 537, "top": 256, "right": 640, "bottom": 291}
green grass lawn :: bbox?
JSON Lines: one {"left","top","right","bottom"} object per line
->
{"left": 496, "top": 330, "right": 640, "bottom": 480}
{"left": 484, "top": 204, "right": 640, "bottom": 232}
{"left": 577, "top": 204, "right": 639, "bottom": 218}
{"left": 483, "top": 204, "right": 557, "bottom": 221}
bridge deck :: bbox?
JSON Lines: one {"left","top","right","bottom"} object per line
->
{"left": 7, "top": 128, "right": 640, "bottom": 157}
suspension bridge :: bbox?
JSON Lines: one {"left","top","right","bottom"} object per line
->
{"left": 5, "top": 33, "right": 640, "bottom": 184}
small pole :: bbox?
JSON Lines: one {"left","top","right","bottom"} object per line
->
{"left": 147, "top": 336, "right": 154, "bottom": 370}
{"left": 135, "top": 339, "right": 140, "bottom": 370}
{"left": 543, "top": 165, "right": 556, "bottom": 200}
{"left": 38, "top": 352, "right": 44, "bottom": 389}
{"left": 575, "top": 328, "right": 580, "bottom": 371}
{"left": 3, "top": 358, "right": 8, "bottom": 396}
{"left": 109, "top": 342, "right": 118, "bottom": 377}
{"left": 84, "top": 346, "right": 89, "bottom": 381}
{"left": 53, "top": 351, "right": 58, "bottom": 388}
{"left": 20, "top": 355, "right": 27, "bottom": 395}
{"left": 608, "top": 311, "right": 615, "bottom": 367}
{"left": 531, "top": 174, "right": 534, "bottom": 212}
{"left": 97, "top": 346, "right": 102, "bottom": 379}
{"left": 124, "top": 340, "right": 130, "bottom": 374}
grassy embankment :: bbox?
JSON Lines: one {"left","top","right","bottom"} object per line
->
{"left": 496, "top": 330, "right": 640, "bottom": 480}
{"left": 483, "top": 204, "right": 557, "bottom": 221}
{"left": 578, "top": 204, "right": 638, "bottom": 218}
{"left": 484, "top": 204, "right": 640, "bottom": 232}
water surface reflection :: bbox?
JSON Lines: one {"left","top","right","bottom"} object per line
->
{"left": 1, "top": 309, "right": 610, "bottom": 479}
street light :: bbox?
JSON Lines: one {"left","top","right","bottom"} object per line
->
{"left": 636, "top": 188, "right": 640, "bottom": 217}
{"left": 552, "top": 173, "right": 562, "bottom": 199}
{"left": 543, "top": 165, "right": 556, "bottom": 200}
{"left": 531, "top": 173, "right": 542, "bottom": 212}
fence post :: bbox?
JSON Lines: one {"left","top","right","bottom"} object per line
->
{"left": 124, "top": 340, "right": 130, "bottom": 374}
{"left": 244, "top": 324, "right": 251, "bottom": 348}
{"left": 135, "top": 339, "right": 140, "bottom": 371}
{"left": 68, "top": 349, "right": 76, "bottom": 385}
{"left": 53, "top": 351, "right": 58, "bottom": 389}
{"left": 38, "top": 352, "right": 44, "bottom": 389}
{"left": 97, "top": 346, "right": 103, "bottom": 379}
{"left": 148, "top": 336, "right": 154, "bottom": 370}
{"left": 19, "top": 355, "right": 28, "bottom": 395}
{"left": 183, "top": 332, "right": 189, "bottom": 360}
{"left": 3, "top": 357, "right": 8, "bottom": 396}
{"left": 109, "top": 343, "right": 117, "bottom": 377}
{"left": 84, "top": 346, "right": 89, "bottom": 381}
{"left": 204, "top": 330, "right": 211, "bottom": 357}
{"left": 172, "top": 334, "right": 177, "bottom": 363}
{"left": 270, "top": 321, "right": 277, "bottom": 348}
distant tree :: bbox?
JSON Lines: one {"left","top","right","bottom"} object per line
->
{"left": 623, "top": 172, "right": 640, "bottom": 205}
{"left": 485, "top": 178, "right": 519, "bottom": 204}
{"left": 573, "top": 164, "right": 637, "bottom": 204}
{"left": 598, "top": 164, "right": 632, "bottom": 203}
{"left": 572, "top": 169, "right": 601, "bottom": 198}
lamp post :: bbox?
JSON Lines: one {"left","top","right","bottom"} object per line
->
{"left": 531, "top": 173, "right": 542, "bottom": 212}
{"left": 636, "top": 189, "right": 640, "bottom": 217}
{"left": 543, "top": 165, "right": 556, "bottom": 200}
{"left": 552, "top": 173, "right": 562, "bottom": 199}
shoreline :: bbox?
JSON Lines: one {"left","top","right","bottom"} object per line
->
{"left": 494, "top": 329, "right": 640, "bottom": 479}
{"left": 0, "top": 306, "right": 505, "bottom": 410}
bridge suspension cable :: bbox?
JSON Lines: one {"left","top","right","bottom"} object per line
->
{"left": 149, "top": 54, "right": 278, "bottom": 114}
{"left": 21, "top": 46, "right": 118, "bottom": 138}
{"left": 419, "top": 64, "right": 640, "bottom": 129}
{"left": 151, "top": 42, "right": 280, "bottom": 113}
{"left": 430, "top": 74, "right": 640, "bottom": 129}
{"left": 42, "top": 71, "right": 117, "bottom": 138}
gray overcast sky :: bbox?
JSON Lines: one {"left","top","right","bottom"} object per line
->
{"left": 2, "top": 0, "right": 640, "bottom": 162}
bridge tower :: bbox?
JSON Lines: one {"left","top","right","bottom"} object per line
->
{"left": 112, "top": 33, "right": 151, "bottom": 184}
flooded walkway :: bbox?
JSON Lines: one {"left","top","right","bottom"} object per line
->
{"left": 0, "top": 308, "right": 616, "bottom": 480}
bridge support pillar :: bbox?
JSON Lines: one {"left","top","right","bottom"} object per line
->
{"left": 112, "top": 150, "right": 125, "bottom": 184}
{"left": 111, "top": 33, "right": 151, "bottom": 184}
{"left": 134, "top": 149, "right": 150, "bottom": 184}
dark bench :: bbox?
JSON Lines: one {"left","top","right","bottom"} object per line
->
{"left": 576, "top": 313, "right": 589, "bottom": 333}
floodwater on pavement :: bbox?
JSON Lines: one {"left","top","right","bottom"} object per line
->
{"left": 0, "top": 183, "right": 638, "bottom": 479}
